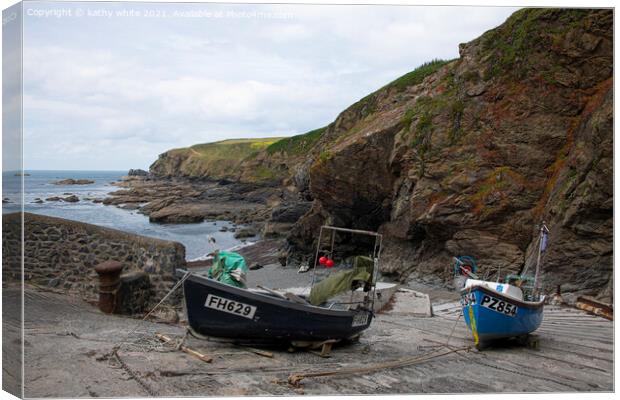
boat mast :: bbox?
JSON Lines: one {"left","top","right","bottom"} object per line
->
{"left": 533, "top": 221, "right": 549, "bottom": 296}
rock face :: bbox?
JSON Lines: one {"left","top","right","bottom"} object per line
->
{"left": 286, "top": 9, "right": 613, "bottom": 299}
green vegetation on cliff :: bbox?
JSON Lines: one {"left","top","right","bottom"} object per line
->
{"left": 266, "top": 127, "right": 327, "bottom": 156}
{"left": 150, "top": 138, "right": 282, "bottom": 179}
{"left": 480, "top": 8, "right": 592, "bottom": 80}
{"left": 350, "top": 59, "right": 455, "bottom": 119}
{"left": 190, "top": 138, "right": 281, "bottom": 160}
{"left": 386, "top": 59, "right": 454, "bottom": 91}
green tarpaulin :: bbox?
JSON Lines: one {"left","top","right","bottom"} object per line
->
{"left": 208, "top": 251, "right": 248, "bottom": 288}
{"left": 309, "top": 256, "right": 374, "bottom": 306}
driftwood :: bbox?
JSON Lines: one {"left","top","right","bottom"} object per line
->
{"left": 155, "top": 333, "right": 213, "bottom": 363}
{"left": 575, "top": 296, "right": 613, "bottom": 320}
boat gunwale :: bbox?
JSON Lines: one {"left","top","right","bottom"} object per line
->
{"left": 460, "top": 283, "right": 545, "bottom": 310}
{"left": 186, "top": 272, "right": 366, "bottom": 317}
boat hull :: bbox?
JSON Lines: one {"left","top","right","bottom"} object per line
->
{"left": 461, "top": 284, "right": 544, "bottom": 344}
{"left": 183, "top": 274, "right": 373, "bottom": 343}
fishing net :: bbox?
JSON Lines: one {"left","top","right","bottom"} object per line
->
{"left": 308, "top": 255, "right": 374, "bottom": 306}
{"left": 207, "top": 251, "right": 248, "bottom": 288}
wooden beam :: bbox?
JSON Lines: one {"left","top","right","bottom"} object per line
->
{"left": 155, "top": 333, "right": 213, "bottom": 363}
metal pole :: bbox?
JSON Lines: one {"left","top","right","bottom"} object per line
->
{"left": 369, "top": 234, "right": 378, "bottom": 309}
{"left": 533, "top": 222, "right": 545, "bottom": 297}
{"left": 370, "top": 234, "right": 382, "bottom": 311}
{"left": 330, "top": 229, "right": 336, "bottom": 259}
{"left": 311, "top": 226, "right": 324, "bottom": 287}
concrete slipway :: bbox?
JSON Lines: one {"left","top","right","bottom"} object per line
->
{"left": 2, "top": 280, "right": 613, "bottom": 397}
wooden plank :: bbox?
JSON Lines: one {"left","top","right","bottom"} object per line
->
{"left": 155, "top": 333, "right": 213, "bottom": 363}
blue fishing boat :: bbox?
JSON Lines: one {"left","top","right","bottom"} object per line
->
{"left": 457, "top": 223, "right": 549, "bottom": 348}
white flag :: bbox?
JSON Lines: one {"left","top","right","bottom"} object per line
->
{"left": 541, "top": 231, "right": 548, "bottom": 253}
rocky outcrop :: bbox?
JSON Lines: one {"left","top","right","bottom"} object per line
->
{"left": 128, "top": 168, "right": 149, "bottom": 177}
{"left": 45, "top": 195, "right": 80, "bottom": 202}
{"left": 128, "top": 126, "right": 325, "bottom": 233}
{"left": 62, "top": 195, "right": 79, "bottom": 203}
{"left": 53, "top": 179, "right": 94, "bottom": 185}
{"left": 103, "top": 175, "right": 297, "bottom": 228}
{"left": 286, "top": 9, "right": 613, "bottom": 299}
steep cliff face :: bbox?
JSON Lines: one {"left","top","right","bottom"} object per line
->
{"left": 288, "top": 8, "right": 613, "bottom": 299}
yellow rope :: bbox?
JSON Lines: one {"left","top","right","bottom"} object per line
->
{"left": 465, "top": 285, "right": 479, "bottom": 346}
{"left": 468, "top": 304, "right": 479, "bottom": 346}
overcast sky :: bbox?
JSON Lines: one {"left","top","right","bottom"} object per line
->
{"left": 16, "top": 1, "right": 518, "bottom": 170}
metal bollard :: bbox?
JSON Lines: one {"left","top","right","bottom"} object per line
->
{"left": 94, "top": 261, "right": 124, "bottom": 314}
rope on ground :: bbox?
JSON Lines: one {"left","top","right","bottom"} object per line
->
{"left": 287, "top": 345, "right": 470, "bottom": 386}
{"left": 445, "top": 308, "right": 463, "bottom": 348}
{"left": 104, "top": 271, "right": 193, "bottom": 395}
{"left": 111, "top": 349, "right": 158, "bottom": 396}
{"left": 110, "top": 270, "right": 193, "bottom": 353}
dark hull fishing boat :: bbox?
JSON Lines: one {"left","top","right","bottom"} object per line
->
{"left": 183, "top": 273, "right": 373, "bottom": 343}
{"left": 181, "top": 226, "right": 382, "bottom": 345}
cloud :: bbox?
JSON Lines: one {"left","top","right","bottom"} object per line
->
{"left": 162, "top": 33, "right": 229, "bottom": 52}
{"left": 260, "top": 23, "right": 313, "bottom": 43}
{"left": 20, "top": 3, "right": 518, "bottom": 170}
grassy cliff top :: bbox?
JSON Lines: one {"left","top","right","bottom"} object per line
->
{"left": 151, "top": 137, "right": 283, "bottom": 179}
{"left": 176, "top": 137, "right": 283, "bottom": 157}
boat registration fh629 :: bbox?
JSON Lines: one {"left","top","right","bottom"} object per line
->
{"left": 205, "top": 294, "right": 257, "bottom": 319}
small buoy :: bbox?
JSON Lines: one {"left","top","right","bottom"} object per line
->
{"left": 319, "top": 256, "right": 327, "bottom": 265}
{"left": 325, "top": 259, "right": 335, "bottom": 268}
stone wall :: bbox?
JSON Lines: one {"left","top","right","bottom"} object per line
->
{"left": 2, "top": 212, "right": 186, "bottom": 306}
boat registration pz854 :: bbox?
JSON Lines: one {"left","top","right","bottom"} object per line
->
{"left": 205, "top": 294, "right": 257, "bottom": 319}
{"left": 480, "top": 294, "right": 517, "bottom": 317}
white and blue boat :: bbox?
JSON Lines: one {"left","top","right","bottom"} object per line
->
{"left": 461, "top": 279, "right": 544, "bottom": 347}
{"left": 458, "top": 223, "right": 549, "bottom": 348}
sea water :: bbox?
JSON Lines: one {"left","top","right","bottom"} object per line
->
{"left": 2, "top": 170, "right": 247, "bottom": 260}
